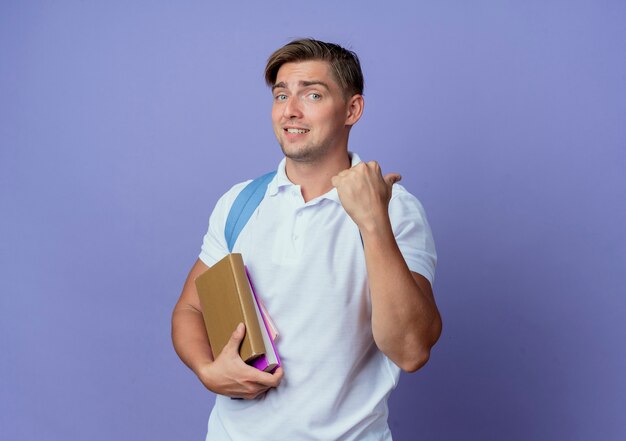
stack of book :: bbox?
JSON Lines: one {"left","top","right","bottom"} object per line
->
{"left": 195, "top": 253, "right": 280, "bottom": 373}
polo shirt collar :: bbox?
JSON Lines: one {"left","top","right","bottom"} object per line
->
{"left": 267, "top": 152, "right": 362, "bottom": 204}
{"left": 267, "top": 157, "right": 294, "bottom": 196}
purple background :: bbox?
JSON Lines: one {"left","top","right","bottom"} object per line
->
{"left": 2, "top": 1, "right": 625, "bottom": 440}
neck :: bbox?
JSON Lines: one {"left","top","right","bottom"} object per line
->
{"left": 285, "top": 148, "right": 351, "bottom": 202}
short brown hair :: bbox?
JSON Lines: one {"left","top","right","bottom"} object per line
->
{"left": 265, "top": 38, "right": 364, "bottom": 97}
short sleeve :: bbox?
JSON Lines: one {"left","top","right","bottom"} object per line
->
{"left": 198, "top": 180, "right": 251, "bottom": 267}
{"left": 388, "top": 185, "right": 437, "bottom": 285}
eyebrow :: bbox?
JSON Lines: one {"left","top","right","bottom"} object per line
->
{"left": 272, "top": 80, "right": 331, "bottom": 92}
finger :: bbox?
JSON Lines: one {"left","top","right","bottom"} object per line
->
{"left": 258, "top": 366, "right": 284, "bottom": 388}
{"left": 269, "top": 366, "right": 284, "bottom": 387}
{"left": 250, "top": 380, "right": 271, "bottom": 389}
{"left": 366, "top": 161, "right": 381, "bottom": 174}
{"left": 332, "top": 169, "right": 350, "bottom": 186}
{"left": 246, "top": 388, "right": 270, "bottom": 400}
{"left": 235, "top": 382, "right": 270, "bottom": 400}
{"left": 273, "top": 366, "right": 284, "bottom": 377}
{"left": 383, "top": 173, "right": 402, "bottom": 187}
{"left": 223, "top": 322, "right": 245, "bottom": 355}
{"left": 251, "top": 366, "right": 284, "bottom": 387}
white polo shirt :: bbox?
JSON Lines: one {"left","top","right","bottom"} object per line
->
{"left": 199, "top": 153, "right": 436, "bottom": 441}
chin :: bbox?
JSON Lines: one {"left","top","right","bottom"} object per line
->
{"left": 283, "top": 148, "right": 321, "bottom": 162}
{"left": 280, "top": 143, "right": 307, "bottom": 159}
{"left": 280, "top": 142, "right": 330, "bottom": 163}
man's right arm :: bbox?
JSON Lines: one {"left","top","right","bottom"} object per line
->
{"left": 171, "top": 259, "right": 283, "bottom": 400}
{"left": 172, "top": 259, "right": 214, "bottom": 372}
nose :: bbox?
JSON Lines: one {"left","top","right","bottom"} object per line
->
{"left": 283, "top": 96, "right": 303, "bottom": 119}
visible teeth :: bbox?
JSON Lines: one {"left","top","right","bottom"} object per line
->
{"left": 287, "top": 128, "right": 308, "bottom": 134}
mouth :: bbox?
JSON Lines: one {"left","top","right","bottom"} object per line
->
{"left": 284, "top": 128, "right": 310, "bottom": 134}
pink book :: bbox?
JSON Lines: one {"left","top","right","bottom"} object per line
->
{"left": 245, "top": 267, "right": 281, "bottom": 373}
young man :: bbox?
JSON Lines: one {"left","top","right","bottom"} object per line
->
{"left": 172, "top": 39, "right": 441, "bottom": 440}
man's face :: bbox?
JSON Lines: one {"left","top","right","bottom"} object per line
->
{"left": 271, "top": 60, "right": 353, "bottom": 163}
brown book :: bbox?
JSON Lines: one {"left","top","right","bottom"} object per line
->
{"left": 194, "top": 253, "right": 266, "bottom": 363}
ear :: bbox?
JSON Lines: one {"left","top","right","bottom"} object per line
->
{"left": 345, "top": 94, "right": 364, "bottom": 126}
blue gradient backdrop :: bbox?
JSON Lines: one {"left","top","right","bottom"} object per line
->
{"left": 1, "top": 1, "right": 625, "bottom": 440}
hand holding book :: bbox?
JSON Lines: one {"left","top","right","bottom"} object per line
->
{"left": 196, "top": 322, "right": 284, "bottom": 400}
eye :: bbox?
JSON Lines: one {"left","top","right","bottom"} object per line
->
{"left": 309, "top": 93, "right": 322, "bottom": 100}
{"left": 275, "top": 94, "right": 288, "bottom": 102}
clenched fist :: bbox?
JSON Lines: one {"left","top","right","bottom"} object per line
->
{"left": 331, "top": 161, "right": 401, "bottom": 233}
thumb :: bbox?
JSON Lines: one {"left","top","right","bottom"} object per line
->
{"left": 225, "top": 322, "right": 245, "bottom": 353}
{"left": 383, "top": 173, "right": 402, "bottom": 188}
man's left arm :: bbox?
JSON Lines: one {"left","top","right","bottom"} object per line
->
{"left": 332, "top": 161, "right": 442, "bottom": 372}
